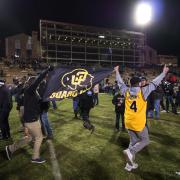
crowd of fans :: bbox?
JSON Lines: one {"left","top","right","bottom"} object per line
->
{"left": 3, "top": 58, "right": 48, "bottom": 71}
{"left": 0, "top": 64, "right": 179, "bottom": 165}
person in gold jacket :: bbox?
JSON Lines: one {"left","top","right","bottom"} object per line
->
{"left": 114, "top": 65, "right": 169, "bottom": 171}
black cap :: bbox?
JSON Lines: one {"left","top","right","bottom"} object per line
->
{"left": 141, "top": 76, "right": 147, "bottom": 81}
{"left": 130, "top": 76, "right": 141, "bottom": 86}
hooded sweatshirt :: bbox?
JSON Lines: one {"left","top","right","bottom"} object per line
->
{"left": 116, "top": 71, "right": 166, "bottom": 131}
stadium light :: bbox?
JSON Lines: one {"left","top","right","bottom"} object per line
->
{"left": 98, "top": 35, "right": 105, "bottom": 39}
{"left": 134, "top": 2, "right": 152, "bottom": 26}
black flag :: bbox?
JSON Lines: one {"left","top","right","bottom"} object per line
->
{"left": 43, "top": 67, "right": 113, "bottom": 101}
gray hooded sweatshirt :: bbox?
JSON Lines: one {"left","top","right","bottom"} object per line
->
{"left": 116, "top": 71, "right": 166, "bottom": 100}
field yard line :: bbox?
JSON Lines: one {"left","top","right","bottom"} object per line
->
{"left": 47, "top": 140, "right": 62, "bottom": 180}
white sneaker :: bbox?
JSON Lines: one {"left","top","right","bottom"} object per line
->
{"left": 123, "top": 149, "right": 134, "bottom": 166}
{"left": 124, "top": 163, "right": 138, "bottom": 172}
{"left": 161, "top": 110, "right": 166, "bottom": 113}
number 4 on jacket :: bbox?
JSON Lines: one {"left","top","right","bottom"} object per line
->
{"left": 130, "top": 101, "right": 137, "bottom": 112}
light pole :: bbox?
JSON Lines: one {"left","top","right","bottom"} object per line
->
{"left": 134, "top": 1, "right": 153, "bottom": 67}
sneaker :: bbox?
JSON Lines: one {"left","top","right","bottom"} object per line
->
{"left": 123, "top": 149, "right": 134, "bottom": 166}
{"left": 31, "top": 158, "right": 46, "bottom": 164}
{"left": 124, "top": 163, "right": 138, "bottom": 172}
{"left": 5, "top": 146, "right": 12, "bottom": 160}
{"left": 46, "top": 135, "right": 53, "bottom": 140}
{"left": 90, "top": 125, "right": 95, "bottom": 134}
{"left": 161, "top": 110, "right": 166, "bottom": 113}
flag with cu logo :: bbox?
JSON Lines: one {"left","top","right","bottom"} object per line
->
{"left": 43, "top": 67, "right": 113, "bottom": 101}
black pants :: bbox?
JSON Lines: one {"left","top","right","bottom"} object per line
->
{"left": 81, "top": 108, "right": 94, "bottom": 130}
{"left": 160, "top": 99, "right": 165, "bottom": 110}
{"left": 165, "top": 96, "right": 177, "bottom": 113}
{"left": 115, "top": 111, "right": 125, "bottom": 130}
{"left": 94, "top": 93, "right": 99, "bottom": 105}
{"left": 0, "top": 112, "right": 11, "bottom": 139}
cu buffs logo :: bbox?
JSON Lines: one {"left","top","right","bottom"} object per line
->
{"left": 61, "top": 69, "right": 94, "bottom": 90}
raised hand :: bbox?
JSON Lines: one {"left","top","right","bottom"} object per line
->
{"left": 163, "top": 64, "right": 169, "bottom": 74}
{"left": 114, "top": 66, "right": 119, "bottom": 72}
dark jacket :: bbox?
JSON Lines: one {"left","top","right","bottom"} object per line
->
{"left": 12, "top": 83, "right": 25, "bottom": 110}
{"left": 147, "top": 92, "right": 154, "bottom": 111}
{"left": 23, "top": 69, "right": 49, "bottom": 123}
{"left": 152, "top": 86, "right": 164, "bottom": 100}
{"left": 112, "top": 93, "right": 125, "bottom": 113}
{"left": 176, "top": 90, "right": 180, "bottom": 105}
{"left": 38, "top": 80, "right": 50, "bottom": 113}
{"left": 79, "top": 90, "right": 94, "bottom": 110}
{"left": 0, "top": 85, "right": 12, "bottom": 120}
{"left": 163, "top": 82, "right": 174, "bottom": 96}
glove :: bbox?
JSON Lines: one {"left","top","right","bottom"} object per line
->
{"left": 48, "top": 65, "right": 54, "bottom": 72}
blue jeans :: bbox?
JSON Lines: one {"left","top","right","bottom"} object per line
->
{"left": 154, "top": 99, "right": 160, "bottom": 119}
{"left": 51, "top": 100, "right": 57, "bottom": 109}
{"left": 165, "top": 96, "right": 176, "bottom": 113}
{"left": 41, "top": 112, "right": 53, "bottom": 137}
{"left": 115, "top": 111, "right": 125, "bottom": 130}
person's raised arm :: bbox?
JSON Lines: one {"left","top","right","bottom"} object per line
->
{"left": 27, "top": 66, "right": 54, "bottom": 92}
{"left": 114, "top": 66, "right": 128, "bottom": 96}
{"left": 142, "top": 64, "right": 169, "bottom": 100}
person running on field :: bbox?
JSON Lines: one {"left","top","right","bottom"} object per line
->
{"left": 5, "top": 66, "right": 54, "bottom": 163}
{"left": 114, "top": 65, "right": 169, "bottom": 172}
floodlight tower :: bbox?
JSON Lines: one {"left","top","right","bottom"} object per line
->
{"left": 134, "top": 1, "right": 153, "bottom": 67}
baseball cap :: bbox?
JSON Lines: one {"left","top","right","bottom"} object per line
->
{"left": 141, "top": 76, "right": 147, "bottom": 81}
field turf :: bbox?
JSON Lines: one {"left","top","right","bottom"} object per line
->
{"left": 0, "top": 94, "right": 180, "bottom": 180}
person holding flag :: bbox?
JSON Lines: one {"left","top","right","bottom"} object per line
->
{"left": 114, "top": 65, "right": 169, "bottom": 171}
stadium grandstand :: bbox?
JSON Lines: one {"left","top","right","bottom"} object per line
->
{"left": 40, "top": 20, "right": 145, "bottom": 67}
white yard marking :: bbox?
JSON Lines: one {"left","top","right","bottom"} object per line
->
{"left": 47, "top": 140, "right": 62, "bottom": 180}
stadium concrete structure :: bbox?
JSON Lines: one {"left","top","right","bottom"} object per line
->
{"left": 5, "top": 31, "right": 40, "bottom": 60}
{"left": 2, "top": 20, "right": 177, "bottom": 67}
{"left": 157, "top": 55, "right": 178, "bottom": 66}
{"left": 40, "top": 20, "right": 148, "bottom": 67}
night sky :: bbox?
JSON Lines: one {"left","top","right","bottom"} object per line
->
{"left": 0, "top": 0, "right": 180, "bottom": 57}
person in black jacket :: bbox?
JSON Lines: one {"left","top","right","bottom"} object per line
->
{"left": 162, "top": 81, "right": 177, "bottom": 114}
{"left": 79, "top": 90, "right": 95, "bottom": 133}
{"left": 5, "top": 66, "right": 53, "bottom": 163}
{"left": 112, "top": 91, "right": 125, "bottom": 131}
{"left": 0, "top": 80, "right": 12, "bottom": 139}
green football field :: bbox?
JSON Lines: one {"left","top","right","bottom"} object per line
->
{"left": 0, "top": 94, "right": 180, "bottom": 180}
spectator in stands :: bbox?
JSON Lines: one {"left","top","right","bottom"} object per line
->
{"left": 114, "top": 65, "right": 169, "bottom": 171}
{"left": 0, "top": 80, "right": 12, "bottom": 140}
{"left": 112, "top": 91, "right": 125, "bottom": 131}
{"left": 5, "top": 66, "right": 54, "bottom": 163}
